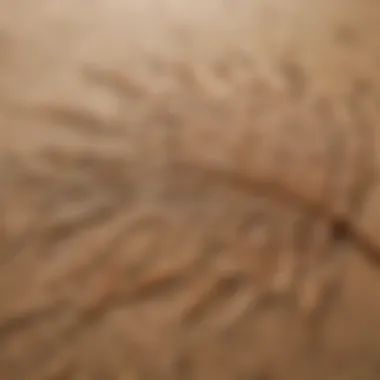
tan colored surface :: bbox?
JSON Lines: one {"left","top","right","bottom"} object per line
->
{"left": 1, "top": 0, "right": 380, "bottom": 379}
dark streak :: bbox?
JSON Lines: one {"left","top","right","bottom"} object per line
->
{"left": 41, "top": 105, "right": 124, "bottom": 136}
{"left": 348, "top": 78, "right": 376, "bottom": 215}
{"left": 0, "top": 300, "right": 68, "bottom": 338}
{"left": 334, "top": 25, "right": 358, "bottom": 47}
{"left": 83, "top": 66, "right": 145, "bottom": 98}
{"left": 331, "top": 220, "right": 350, "bottom": 242}
{"left": 280, "top": 60, "right": 306, "bottom": 98}
{"left": 180, "top": 162, "right": 380, "bottom": 264}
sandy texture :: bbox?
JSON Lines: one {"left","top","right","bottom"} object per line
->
{"left": 0, "top": 0, "right": 380, "bottom": 379}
